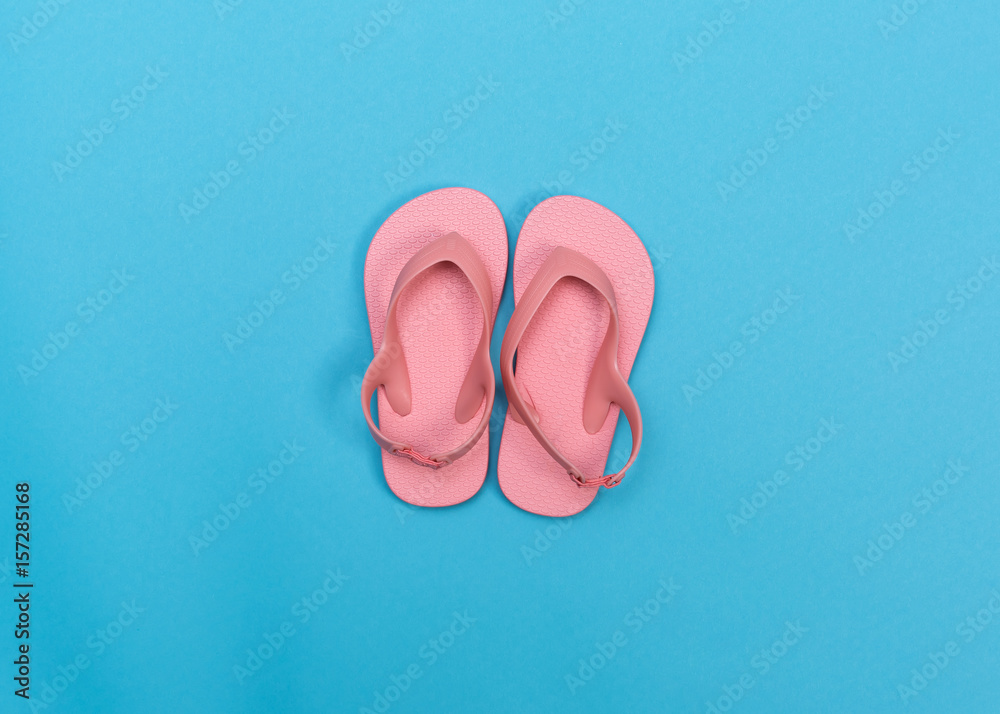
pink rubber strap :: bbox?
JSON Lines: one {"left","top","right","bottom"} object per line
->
{"left": 361, "top": 232, "right": 496, "bottom": 469}
{"left": 500, "top": 246, "right": 642, "bottom": 488}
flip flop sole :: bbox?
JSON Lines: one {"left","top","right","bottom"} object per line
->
{"left": 498, "top": 196, "right": 654, "bottom": 516}
{"left": 365, "top": 188, "right": 507, "bottom": 506}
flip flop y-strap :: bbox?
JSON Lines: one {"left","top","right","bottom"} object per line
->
{"left": 361, "top": 232, "right": 496, "bottom": 469}
{"left": 500, "top": 246, "right": 643, "bottom": 488}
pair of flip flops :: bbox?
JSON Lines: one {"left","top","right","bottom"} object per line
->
{"left": 361, "top": 188, "right": 654, "bottom": 517}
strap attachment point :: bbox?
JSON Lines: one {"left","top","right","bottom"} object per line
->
{"left": 569, "top": 470, "right": 625, "bottom": 489}
{"left": 604, "top": 472, "right": 625, "bottom": 488}
{"left": 392, "top": 447, "right": 451, "bottom": 469}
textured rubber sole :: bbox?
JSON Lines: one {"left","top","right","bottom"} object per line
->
{"left": 498, "top": 196, "right": 654, "bottom": 517}
{"left": 364, "top": 188, "right": 507, "bottom": 506}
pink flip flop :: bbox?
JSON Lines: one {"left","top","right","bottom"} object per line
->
{"left": 361, "top": 188, "right": 507, "bottom": 507}
{"left": 499, "top": 196, "right": 655, "bottom": 516}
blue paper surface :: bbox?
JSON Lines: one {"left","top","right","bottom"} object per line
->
{"left": 1, "top": 1, "right": 999, "bottom": 712}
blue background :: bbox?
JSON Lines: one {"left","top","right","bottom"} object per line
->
{"left": 2, "top": 0, "right": 998, "bottom": 712}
